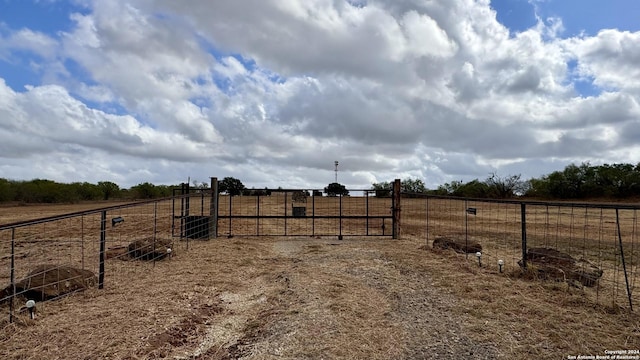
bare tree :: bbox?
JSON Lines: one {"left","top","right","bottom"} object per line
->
{"left": 485, "top": 173, "right": 525, "bottom": 198}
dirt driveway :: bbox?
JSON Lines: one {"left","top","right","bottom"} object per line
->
{"left": 1, "top": 236, "right": 637, "bottom": 359}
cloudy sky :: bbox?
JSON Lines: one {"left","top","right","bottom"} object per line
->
{"left": 1, "top": 0, "right": 639, "bottom": 189}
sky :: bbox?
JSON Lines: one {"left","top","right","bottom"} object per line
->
{"left": 0, "top": 0, "right": 639, "bottom": 190}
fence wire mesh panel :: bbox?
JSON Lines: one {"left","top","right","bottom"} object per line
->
{"left": 171, "top": 191, "right": 213, "bottom": 240}
{"left": 405, "top": 194, "right": 640, "bottom": 311}
{"left": 0, "top": 196, "right": 203, "bottom": 323}
{"left": 217, "top": 190, "right": 393, "bottom": 237}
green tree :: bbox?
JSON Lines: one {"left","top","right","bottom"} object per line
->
{"left": 71, "top": 182, "right": 102, "bottom": 201}
{"left": 16, "top": 179, "right": 60, "bottom": 203}
{"left": 371, "top": 181, "right": 391, "bottom": 197}
{"left": 525, "top": 178, "right": 551, "bottom": 198}
{"left": 130, "top": 182, "right": 159, "bottom": 199}
{"left": 324, "top": 182, "right": 349, "bottom": 197}
{"left": 0, "top": 178, "right": 16, "bottom": 202}
{"left": 98, "top": 181, "right": 121, "bottom": 200}
{"left": 156, "top": 185, "right": 174, "bottom": 197}
{"left": 594, "top": 163, "right": 640, "bottom": 198}
{"left": 453, "top": 179, "right": 490, "bottom": 198}
{"left": 372, "top": 178, "right": 427, "bottom": 197}
{"left": 401, "top": 178, "right": 427, "bottom": 194}
{"left": 539, "top": 163, "right": 593, "bottom": 199}
{"left": 219, "top": 177, "right": 245, "bottom": 196}
{"left": 433, "top": 180, "right": 463, "bottom": 196}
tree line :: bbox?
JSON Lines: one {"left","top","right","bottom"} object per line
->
{"left": 0, "top": 179, "right": 178, "bottom": 203}
{"left": 377, "top": 162, "right": 640, "bottom": 200}
{"left": 2, "top": 162, "right": 639, "bottom": 204}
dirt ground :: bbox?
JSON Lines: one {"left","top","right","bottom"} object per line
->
{"left": 1, "top": 234, "right": 638, "bottom": 359}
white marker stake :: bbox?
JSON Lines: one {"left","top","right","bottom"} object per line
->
{"left": 26, "top": 300, "right": 36, "bottom": 319}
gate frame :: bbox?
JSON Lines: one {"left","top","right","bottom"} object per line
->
{"left": 204, "top": 179, "right": 401, "bottom": 239}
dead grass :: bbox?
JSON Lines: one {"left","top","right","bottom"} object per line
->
{"left": 408, "top": 241, "right": 640, "bottom": 358}
{"left": 1, "top": 201, "right": 639, "bottom": 359}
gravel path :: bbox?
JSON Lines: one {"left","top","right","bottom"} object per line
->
{"left": 229, "top": 238, "right": 501, "bottom": 359}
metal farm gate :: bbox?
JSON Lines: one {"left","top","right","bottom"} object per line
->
{"left": 171, "top": 184, "right": 214, "bottom": 241}
{"left": 171, "top": 179, "right": 401, "bottom": 239}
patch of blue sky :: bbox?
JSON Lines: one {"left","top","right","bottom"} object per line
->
{"left": 85, "top": 99, "right": 130, "bottom": 117}
{"left": 58, "top": 58, "right": 131, "bottom": 116}
{"left": 534, "top": 0, "right": 640, "bottom": 37}
{"left": 234, "top": 54, "right": 257, "bottom": 72}
{"left": 492, "top": 0, "right": 640, "bottom": 39}
{"left": 0, "top": 57, "right": 43, "bottom": 90}
{"left": 189, "top": 96, "right": 213, "bottom": 110}
{"left": 347, "top": 0, "right": 367, "bottom": 9}
{"left": 188, "top": 76, "right": 215, "bottom": 108}
{"left": 265, "top": 69, "right": 286, "bottom": 85}
{"left": 490, "top": 0, "right": 537, "bottom": 36}
{"left": 193, "top": 31, "right": 288, "bottom": 97}
{"left": 63, "top": 57, "right": 94, "bottom": 84}
{"left": 68, "top": 84, "right": 132, "bottom": 117}
{"left": 0, "top": 1, "right": 86, "bottom": 91}
{"left": 0, "top": 0, "right": 87, "bottom": 34}
{"left": 212, "top": 74, "right": 234, "bottom": 94}
{"left": 565, "top": 59, "right": 602, "bottom": 98}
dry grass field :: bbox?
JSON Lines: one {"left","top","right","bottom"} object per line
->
{"left": 1, "top": 199, "right": 639, "bottom": 359}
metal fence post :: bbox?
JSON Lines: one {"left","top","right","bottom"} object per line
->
{"left": 312, "top": 192, "right": 316, "bottom": 237}
{"left": 616, "top": 209, "right": 634, "bottom": 311}
{"left": 153, "top": 202, "right": 157, "bottom": 266}
{"left": 228, "top": 194, "right": 232, "bottom": 237}
{"left": 339, "top": 193, "right": 343, "bottom": 240}
{"left": 99, "top": 210, "right": 106, "bottom": 289}
{"left": 465, "top": 199, "right": 469, "bottom": 259}
{"left": 210, "top": 177, "right": 218, "bottom": 239}
{"left": 521, "top": 203, "right": 527, "bottom": 269}
{"left": 9, "top": 228, "right": 15, "bottom": 323}
{"left": 392, "top": 179, "right": 401, "bottom": 239}
{"left": 366, "top": 191, "right": 369, "bottom": 236}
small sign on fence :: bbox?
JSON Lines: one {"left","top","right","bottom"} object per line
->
{"left": 466, "top": 208, "right": 477, "bottom": 215}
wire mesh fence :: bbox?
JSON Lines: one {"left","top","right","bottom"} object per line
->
{"left": 0, "top": 193, "right": 213, "bottom": 323}
{"left": 403, "top": 194, "right": 640, "bottom": 310}
{"left": 217, "top": 190, "right": 393, "bottom": 237}
{"left": 0, "top": 186, "right": 392, "bottom": 323}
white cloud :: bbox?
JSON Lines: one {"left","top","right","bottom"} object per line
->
{"left": 0, "top": 28, "right": 58, "bottom": 60}
{"left": 1, "top": 0, "right": 640, "bottom": 189}
{"left": 566, "top": 29, "right": 640, "bottom": 91}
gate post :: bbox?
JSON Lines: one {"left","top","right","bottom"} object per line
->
{"left": 520, "top": 203, "right": 527, "bottom": 269}
{"left": 392, "top": 179, "right": 401, "bottom": 239}
{"left": 210, "top": 177, "right": 218, "bottom": 239}
{"left": 99, "top": 210, "right": 106, "bottom": 289}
